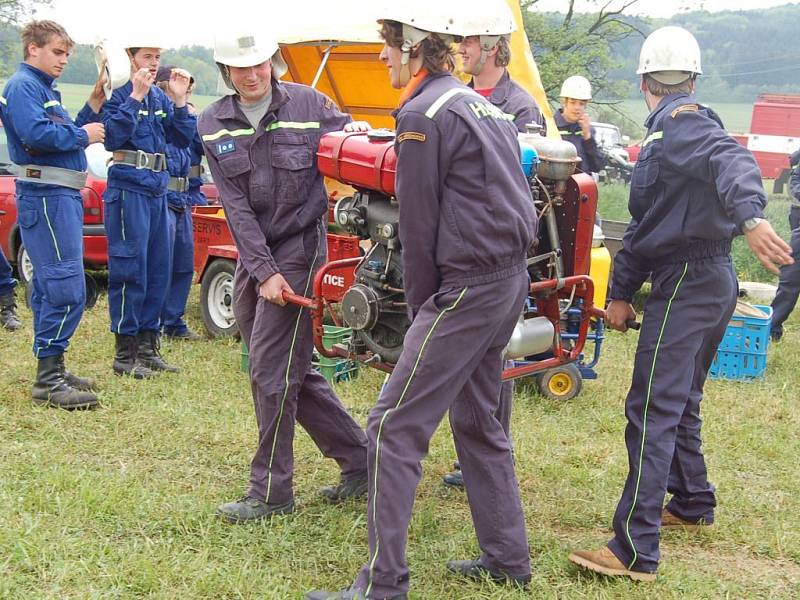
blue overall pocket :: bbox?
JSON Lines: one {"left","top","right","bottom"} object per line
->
{"left": 40, "top": 259, "right": 84, "bottom": 307}
{"left": 108, "top": 240, "right": 139, "bottom": 283}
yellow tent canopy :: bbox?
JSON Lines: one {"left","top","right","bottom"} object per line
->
{"left": 277, "top": 0, "right": 556, "bottom": 135}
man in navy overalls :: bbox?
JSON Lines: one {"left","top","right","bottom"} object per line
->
{"left": 0, "top": 20, "right": 106, "bottom": 408}
{"left": 569, "top": 26, "right": 792, "bottom": 582}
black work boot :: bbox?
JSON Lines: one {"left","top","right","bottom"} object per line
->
{"left": 136, "top": 331, "right": 179, "bottom": 373}
{"left": 446, "top": 559, "right": 531, "bottom": 587}
{"left": 443, "top": 467, "right": 464, "bottom": 488}
{"left": 216, "top": 495, "right": 295, "bottom": 523}
{"left": 32, "top": 354, "right": 99, "bottom": 409}
{"left": 319, "top": 472, "right": 368, "bottom": 503}
{"left": 56, "top": 354, "right": 97, "bottom": 391}
{"left": 163, "top": 327, "right": 203, "bottom": 341}
{"left": 113, "top": 333, "right": 155, "bottom": 379}
{"left": 0, "top": 292, "right": 21, "bottom": 331}
{"left": 305, "top": 587, "right": 407, "bottom": 600}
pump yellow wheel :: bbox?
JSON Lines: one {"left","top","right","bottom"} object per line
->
{"left": 538, "top": 363, "right": 582, "bottom": 401}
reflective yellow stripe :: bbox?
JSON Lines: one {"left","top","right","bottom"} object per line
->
{"left": 365, "top": 287, "right": 469, "bottom": 598}
{"left": 201, "top": 127, "right": 255, "bottom": 142}
{"left": 265, "top": 121, "right": 321, "bottom": 132}
{"left": 642, "top": 130, "right": 663, "bottom": 148}
{"left": 0, "top": 96, "right": 7, "bottom": 105}
{"left": 42, "top": 197, "right": 62, "bottom": 262}
{"left": 154, "top": 110, "right": 166, "bottom": 118}
{"left": 558, "top": 130, "right": 582, "bottom": 137}
{"left": 138, "top": 110, "right": 149, "bottom": 116}
{"left": 425, "top": 88, "right": 479, "bottom": 119}
{"left": 116, "top": 191, "right": 127, "bottom": 333}
{"left": 43, "top": 100, "right": 60, "bottom": 109}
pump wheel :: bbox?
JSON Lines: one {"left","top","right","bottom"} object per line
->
{"left": 200, "top": 258, "right": 238, "bottom": 338}
{"left": 538, "top": 363, "right": 582, "bottom": 401}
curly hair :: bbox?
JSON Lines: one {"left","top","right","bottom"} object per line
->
{"left": 379, "top": 21, "right": 455, "bottom": 75}
{"left": 21, "top": 20, "right": 74, "bottom": 59}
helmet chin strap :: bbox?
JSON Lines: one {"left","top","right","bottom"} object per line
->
{"left": 473, "top": 35, "right": 503, "bottom": 77}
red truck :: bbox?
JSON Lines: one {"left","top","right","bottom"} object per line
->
{"left": 0, "top": 123, "right": 218, "bottom": 306}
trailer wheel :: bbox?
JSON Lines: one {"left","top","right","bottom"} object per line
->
{"left": 200, "top": 258, "right": 238, "bottom": 338}
{"left": 538, "top": 363, "right": 582, "bottom": 401}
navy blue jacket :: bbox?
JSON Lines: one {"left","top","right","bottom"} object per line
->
{"left": 103, "top": 81, "right": 194, "bottom": 196}
{"left": 554, "top": 109, "right": 604, "bottom": 174}
{"left": 0, "top": 63, "right": 101, "bottom": 194}
{"left": 610, "top": 93, "right": 767, "bottom": 302}
{"left": 165, "top": 138, "right": 191, "bottom": 208}
{"left": 790, "top": 164, "right": 800, "bottom": 201}
{"left": 187, "top": 129, "right": 207, "bottom": 206}
{"left": 469, "top": 70, "right": 544, "bottom": 133}
{"left": 394, "top": 73, "right": 537, "bottom": 313}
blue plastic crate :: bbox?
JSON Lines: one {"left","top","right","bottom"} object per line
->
{"left": 709, "top": 305, "right": 772, "bottom": 380}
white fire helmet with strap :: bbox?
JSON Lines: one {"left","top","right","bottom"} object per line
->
{"left": 560, "top": 75, "right": 592, "bottom": 101}
{"left": 213, "top": 32, "right": 288, "bottom": 94}
{"left": 453, "top": 0, "right": 516, "bottom": 75}
{"left": 377, "top": 0, "right": 463, "bottom": 85}
{"left": 637, "top": 26, "right": 702, "bottom": 85}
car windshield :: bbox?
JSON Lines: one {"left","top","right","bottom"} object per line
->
{"left": 593, "top": 124, "right": 622, "bottom": 148}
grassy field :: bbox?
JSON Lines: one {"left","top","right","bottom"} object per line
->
{"left": 1, "top": 218, "right": 800, "bottom": 598}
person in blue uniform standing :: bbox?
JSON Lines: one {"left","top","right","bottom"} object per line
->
{"left": 442, "top": 9, "right": 543, "bottom": 489}
{"left": 569, "top": 26, "right": 792, "bottom": 582}
{"left": 103, "top": 41, "right": 195, "bottom": 378}
{"left": 554, "top": 75, "right": 604, "bottom": 175}
{"left": 154, "top": 65, "right": 203, "bottom": 342}
{"left": 0, "top": 20, "right": 106, "bottom": 408}
{"left": 307, "top": 3, "right": 537, "bottom": 598}
{"left": 0, "top": 247, "right": 21, "bottom": 331}
{"left": 770, "top": 165, "right": 800, "bottom": 340}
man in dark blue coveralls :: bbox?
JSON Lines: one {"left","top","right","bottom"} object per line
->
{"left": 307, "top": 3, "right": 536, "bottom": 598}
{"left": 569, "top": 26, "right": 793, "bottom": 582}
{"left": 443, "top": 7, "right": 544, "bottom": 488}
{"left": 199, "top": 31, "right": 369, "bottom": 523}
{"left": 0, "top": 247, "right": 21, "bottom": 331}
{"left": 770, "top": 165, "right": 800, "bottom": 340}
{"left": 0, "top": 20, "right": 106, "bottom": 408}
{"left": 554, "top": 75, "right": 604, "bottom": 175}
{"left": 155, "top": 65, "right": 204, "bottom": 342}
{"left": 103, "top": 41, "right": 195, "bottom": 378}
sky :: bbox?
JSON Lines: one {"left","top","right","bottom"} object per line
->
{"left": 34, "top": 0, "right": 799, "bottom": 48}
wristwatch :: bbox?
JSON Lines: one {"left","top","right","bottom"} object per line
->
{"left": 742, "top": 217, "right": 765, "bottom": 231}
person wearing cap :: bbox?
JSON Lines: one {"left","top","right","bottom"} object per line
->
{"left": 568, "top": 26, "right": 792, "bottom": 582}
{"left": 0, "top": 19, "right": 106, "bottom": 409}
{"left": 154, "top": 65, "right": 203, "bottom": 341}
{"left": 306, "top": 2, "right": 536, "bottom": 598}
{"left": 770, "top": 165, "right": 800, "bottom": 340}
{"left": 442, "top": 6, "right": 544, "bottom": 490}
{"left": 102, "top": 42, "right": 195, "bottom": 378}
{"left": 198, "top": 32, "right": 369, "bottom": 524}
{"left": 555, "top": 75, "right": 604, "bottom": 175}
{"left": 0, "top": 247, "right": 21, "bottom": 331}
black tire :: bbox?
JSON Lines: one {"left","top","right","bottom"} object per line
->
{"left": 199, "top": 258, "right": 238, "bottom": 338}
{"left": 16, "top": 243, "right": 33, "bottom": 285}
{"left": 537, "top": 363, "right": 582, "bottom": 401}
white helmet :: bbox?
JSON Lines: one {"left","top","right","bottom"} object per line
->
{"left": 455, "top": 0, "right": 517, "bottom": 75}
{"left": 637, "top": 26, "right": 702, "bottom": 85}
{"left": 560, "top": 75, "right": 592, "bottom": 101}
{"left": 213, "top": 32, "right": 288, "bottom": 92}
{"left": 94, "top": 39, "right": 130, "bottom": 99}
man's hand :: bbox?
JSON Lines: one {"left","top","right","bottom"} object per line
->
{"left": 344, "top": 120, "right": 371, "bottom": 133}
{"left": 606, "top": 299, "right": 637, "bottom": 332}
{"left": 578, "top": 113, "right": 592, "bottom": 140}
{"left": 168, "top": 68, "right": 191, "bottom": 107}
{"left": 87, "top": 60, "right": 108, "bottom": 113}
{"left": 745, "top": 220, "right": 794, "bottom": 274}
{"left": 259, "top": 273, "right": 295, "bottom": 306}
{"left": 82, "top": 122, "right": 105, "bottom": 145}
{"left": 130, "top": 68, "right": 153, "bottom": 101}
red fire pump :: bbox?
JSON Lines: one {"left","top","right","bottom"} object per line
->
{"left": 283, "top": 127, "right": 606, "bottom": 394}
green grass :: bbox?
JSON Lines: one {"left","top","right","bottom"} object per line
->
{"left": 598, "top": 182, "right": 792, "bottom": 283}
{"left": 1, "top": 281, "right": 799, "bottom": 598}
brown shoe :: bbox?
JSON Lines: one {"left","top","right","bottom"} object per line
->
{"left": 568, "top": 546, "right": 656, "bottom": 582}
{"left": 661, "top": 508, "right": 712, "bottom": 530}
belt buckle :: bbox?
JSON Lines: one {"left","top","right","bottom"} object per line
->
{"left": 135, "top": 150, "right": 150, "bottom": 170}
{"left": 154, "top": 153, "right": 167, "bottom": 173}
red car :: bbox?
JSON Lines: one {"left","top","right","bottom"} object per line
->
{"left": 0, "top": 123, "right": 218, "bottom": 305}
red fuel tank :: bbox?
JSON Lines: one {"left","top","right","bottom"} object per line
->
{"left": 317, "top": 130, "right": 397, "bottom": 196}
